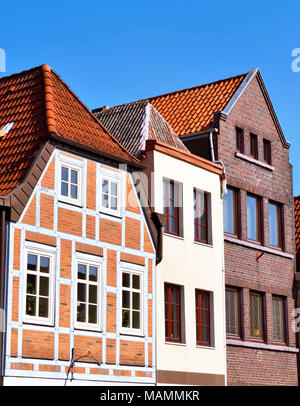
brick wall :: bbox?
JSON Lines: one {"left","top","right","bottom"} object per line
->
{"left": 217, "top": 75, "right": 297, "bottom": 385}
{"left": 5, "top": 150, "right": 156, "bottom": 384}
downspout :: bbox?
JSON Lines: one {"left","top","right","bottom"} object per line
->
{"left": 209, "top": 127, "right": 227, "bottom": 385}
{"left": 0, "top": 207, "right": 6, "bottom": 386}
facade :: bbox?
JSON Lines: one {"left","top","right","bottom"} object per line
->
{"left": 95, "top": 102, "right": 227, "bottom": 385}
{"left": 0, "top": 65, "right": 162, "bottom": 385}
{"left": 102, "top": 69, "right": 299, "bottom": 385}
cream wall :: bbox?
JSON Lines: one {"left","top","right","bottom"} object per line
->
{"left": 143, "top": 149, "right": 226, "bottom": 382}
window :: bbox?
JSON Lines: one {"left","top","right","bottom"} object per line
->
{"left": 247, "top": 193, "right": 262, "bottom": 242}
{"left": 195, "top": 290, "right": 211, "bottom": 346}
{"left": 194, "top": 189, "right": 210, "bottom": 244}
{"left": 236, "top": 127, "right": 244, "bottom": 154}
{"left": 76, "top": 256, "right": 101, "bottom": 330}
{"left": 100, "top": 176, "right": 121, "bottom": 217}
{"left": 24, "top": 247, "right": 55, "bottom": 325}
{"left": 121, "top": 269, "right": 143, "bottom": 335}
{"left": 163, "top": 179, "right": 182, "bottom": 236}
{"left": 272, "top": 296, "right": 286, "bottom": 343}
{"left": 226, "top": 287, "right": 241, "bottom": 337}
{"left": 223, "top": 187, "right": 239, "bottom": 236}
{"left": 164, "top": 284, "right": 182, "bottom": 343}
{"left": 263, "top": 139, "right": 272, "bottom": 165}
{"left": 250, "top": 133, "right": 258, "bottom": 160}
{"left": 59, "top": 161, "right": 82, "bottom": 205}
{"left": 269, "top": 201, "right": 283, "bottom": 248}
{"left": 250, "top": 291, "right": 265, "bottom": 340}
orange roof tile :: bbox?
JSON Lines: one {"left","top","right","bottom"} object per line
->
{"left": 0, "top": 64, "right": 137, "bottom": 196}
{"left": 294, "top": 196, "right": 300, "bottom": 268}
{"left": 148, "top": 74, "right": 246, "bottom": 136}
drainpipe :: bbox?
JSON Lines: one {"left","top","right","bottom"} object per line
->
{"left": 209, "top": 128, "right": 227, "bottom": 198}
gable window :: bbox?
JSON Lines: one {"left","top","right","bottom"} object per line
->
{"left": 59, "top": 161, "right": 82, "bottom": 206}
{"left": 263, "top": 139, "right": 272, "bottom": 165}
{"left": 163, "top": 179, "right": 183, "bottom": 237}
{"left": 164, "top": 283, "right": 183, "bottom": 343}
{"left": 250, "top": 291, "right": 265, "bottom": 340}
{"left": 236, "top": 127, "right": 244, "bottom": 154}
{"left": 121, "top": 268, "right": 143, "bottom": 335}
{"left": 224, "top": 187, "right": 239, "bottom": 236}
{"left": 24, "top": 247, "right": 55, "bottom": 325}
{"left": 100, "top": 176, "right": 121, "bottom": 217}
{"left": 269, "top": 201, "right": 283, "bottom": 248}
{"left": 194, "top": 189, "right": 210, "bottom": 244}
{"left": 247, "top": 193, "right": 262, "bottom": 242}
{"left": 225, "top": 287, "right": 241, "bottom": 338}
{"left": 195, "top": 290, "right": 211, "bottom": 346}
{"left": 76, "top": 255, "right": 101, "bottom": 330}
{"left": 272, "top": 296, "right": 286, "bottom": 344}
{"left": 250, "top": 133, "right": 258, "bottom": 160}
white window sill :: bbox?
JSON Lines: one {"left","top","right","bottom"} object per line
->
{"left": 194, "top": 240, "right": 213, "bottom": 248}
{"left": 235, "top": 152, "right": 275, "bottom": 171}
{"left": 164, "top": 341, "right": 186, "bottom": 347}
{"left": 226, "top": 339, "right": 299, "bottom": 353}
{"left": 163, "top": 232, "right": 184, "bottom": 241}
{"left": 224, "top": 234, "right": 294, "bottom": 259}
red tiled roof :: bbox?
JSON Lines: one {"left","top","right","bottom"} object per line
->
{"left": 294, "top": 196, "right": 300, "bottom": 268}
{"left": 148, "top": 73, "right": 247, "bottom": 136}
{"left": 0, "top": 64, "right": 137, "bottom": 196}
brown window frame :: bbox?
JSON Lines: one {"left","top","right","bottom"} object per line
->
{"left": 250, "top": 133, "right": 258, "bottom": 160}
{"left": 236, "top": 127, "right": 244, "bottom": 154}
{"left": 194, "top": 189, "right": 208, "bottom": 244}
{"left": 249, "top": 291, "right": 265, "bottom": 342}
{"left": 195, "top": 290, "right": 211, "bottom": 347}
{"left": 263, "top": 139, "right": 272, "bottom": 165}
{"left": 246, "top": 193, "right": 263, "bottom": 244}
{"left": 164, "top": 283, "right": 182, "bottom": 343}
{"left": 272, "top": 295, "right": 287, "bottom": 345}
{"left": 163, "top": 179, "right": 181, "bottom": 237}
{"left": 224, "top": 186, "right": 240, "bottom": 237}
{"left": 225, "top": 286, "right": 242, "bottom": 339}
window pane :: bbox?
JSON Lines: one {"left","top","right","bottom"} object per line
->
{"left": 247, "top": 195, "right": 259, "bottom": 240}
{"left": 61, "top": 181, "right": 68, "bottom": 196}
{"left": 273, "top": 297, "right": 285, "bottom": 342}
{"left": 89, "top": 285, "right": 97, "bottom": 304}
{"left": 132, "top": 311, "right": 140, "bottom": 329}
{"left": 26, "top": 274, "right": 36, "bottom": 294}
{"left": 89, "top": 266, "right": 97, "bottom": 282}
{"left": 102, "top": 180, "right": 109, "bottom": 194}
{"left": 40, "top": 256, "right": 49, "bottom": 273}
{"left": 132, "top": 274, "right": 140, "bottom": 290}
{"left": 70, "top": 184, "right": 78, "bottom": 199}
{"left": 226, "top": 288, "right": 240, "bottom": 336}
{"left": 27, "top": 254, "right": 37, "bottom": 272}
{"left": 88, "top": 304, "right": 97, "bottom": 324}
{"left": 78, "top": 264, "right": 86, "bottom": 280}
{"left": 132, "top": 292, "right": 140, "bottom": 310}
{"left": 111, "top": 182, "right": 118, "bottom": 196}
{"left": 122, "top": 291, "right": 130, "bottom": 309}
{"left": 77, "top": 283, "right": 86, "bottom": 302}
{"left": 110, "top": 196, "right": 117, "bottom": 210}
{"left": 26, "top": 295, "right": 36, "bottom": 316}
{"left": 77, "top": 303, "right": 86, "bottom": 323}
{"left": 269, "top": 203, "right": 280, "bottom": 247}
{"left": 122, "top": 273, "right": 130, "bottom": 287}
{"left": 61, "top": 166, "right": 68, "bottom": 181}
{"left": 250, "top": 293, "right": 264, "bottom": 339}
{"left": 39, "top": 276, "right": 49, "bottom": 297}
{"left": 71, "top": 169, "right": 78, "bottom": 185}
{"left": 171, "top": 287, "right": 179, "bottom": 304}
{"left": 224, "top": 189, "right": 236, "bottom": 234}
{"left": 38, "top": 297, "right": 49, "bottom": 318}
{"left": 171, "top": 322, "right": 179, "bottom": 339}
{"left": 122, "top": 309, "right": 130, "bottom": 328}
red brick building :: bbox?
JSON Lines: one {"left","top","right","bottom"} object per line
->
{"left": 0, "top": 65, "right": 162, "bottom": 385}
{"left": 117, "top": 68, "right": 298, "bottom": 385}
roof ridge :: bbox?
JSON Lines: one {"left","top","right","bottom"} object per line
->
{"left": 0, "top": 64, "right": 45, "bottom": 83}
{"left": 41, "top": 64, "right": 56, "bottom": 134}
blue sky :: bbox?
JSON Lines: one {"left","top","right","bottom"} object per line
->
{"left": 1, "top": 0, "right": 300, "bottom": 194}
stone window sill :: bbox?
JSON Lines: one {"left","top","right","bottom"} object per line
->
{"left": 235, "top": 152, "right": 275, "bottom": 171}
{"left": 227, "top": 339, "right": 299, "bottom": 353}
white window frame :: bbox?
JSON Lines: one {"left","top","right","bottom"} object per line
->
{"left": 23, "top": 245, "right": 56, "bottom": 326}
{"left": 58, "top": 159, "right": 83, "bottom": 206}
{"left": 100, "top": 175, "right": 121, "bottom": 217}
{"left": 120, "top": 266, "right": 144, "bottom": 336}
{"left": 75, "top": 253, "right": 102, "bottom": 331}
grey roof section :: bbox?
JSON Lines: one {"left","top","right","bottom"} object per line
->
{"left": 94, "top": 101, "right": 189, "bottom": 156}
